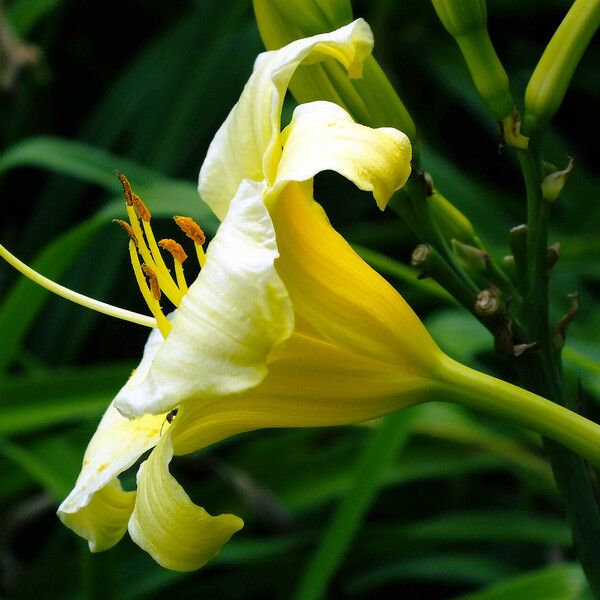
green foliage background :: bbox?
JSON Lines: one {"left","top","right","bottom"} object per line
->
{"left": 0, "top": 1, "right": 598, "bottom": 598}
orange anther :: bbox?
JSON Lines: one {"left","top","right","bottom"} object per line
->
{"left": 142, "top": 263, "right": 161, "bottom": 300}
{"left": 112, "top": 219, "right": 138, "bottom": 247}
{"left": 174, "top": 216, "right": 206, "bottom": 245}
{"left": 132, "top": 193, "right": 152, "bottom": 222}
{"left": 116, "top": 172, "right": 134, "bottom": 206}
{"left": 159, "top": 239, "right": 188, "bottom": 263}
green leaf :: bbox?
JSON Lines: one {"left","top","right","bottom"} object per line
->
{"left": 0, "top": 364, "right": 130, "bottom": 435}
{"left": 293, "top": 412, "right": 415, "bottom": 600}
{"left": 451, "top": 564, "right": 588, "bottom": 600}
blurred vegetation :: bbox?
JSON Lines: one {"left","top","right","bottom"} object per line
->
{"left": 0, "top": 0, "right": 598, "bottom": 598}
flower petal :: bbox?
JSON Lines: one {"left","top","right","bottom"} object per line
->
{"left": 198, "top": 18, "right": 373, "bottom": 220}
{"left": 271, "top": 181, "right": 441, "bottom": 368}
{"left": 59, "top": 479, "right": 135, "bottom": 552}
{"left": 274, "top": 101, "right": 411, "bottom": 209}
{"left": 115, "top": 180, "right": 294, "bottom": 419}
{"left": 171, "top": 330, "right": 432, "bottom": 456}
{"left": 129, "top": 433, "right": 243, "bottom": 572}
{"left": 58, "top": 326, "right": 168, "bottom": 516}
{"left": 57, "top": 326, "right": 172, "bottom": 549}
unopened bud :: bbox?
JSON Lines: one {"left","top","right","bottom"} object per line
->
{"left": 431, "top": 0, "right": 487, "bottom": 37}
{"left": 253, "top": 0, "right": 352, "bottom": 38}
{"left": 525, "top": 0, "right": 600, "bottom": 134}
{"left": 501, "top": 255, "right": 516, "bottom": 281}
{"left": 428, "top": 192, "right": 477, "bottom": 245}
{"left": 452, "top": 239, "right": 489, "bottom": 274}
{"left": 253, "top": 0, "right": 417, "bottom": 143}
{"left": 509, "top": 224, "right": 527, "bottom": 267}
{"left": 432, "top": 0, "right": 513, "bottom": 120}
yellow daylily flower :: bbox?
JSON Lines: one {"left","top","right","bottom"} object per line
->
{"left": 3, "top": 18, "right": 600, "bottom": 574}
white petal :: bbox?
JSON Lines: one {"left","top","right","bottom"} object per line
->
{"left": 57, "top": 326, "right": 168, "bottom": 548}
{"left": 198, "top": 19, "right": 373, "bottom": 220}
{"left": 274, "top": 101, "right": 412, "bottom": 209}
{"left": 58, "top": 479, "right": 135, "bottom": 552}
{"left": 115, "top": 180, "right": 294, "bottom": 418}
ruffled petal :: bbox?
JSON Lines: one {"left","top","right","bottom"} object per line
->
{"left": 171, "top": 330, "right": 432, "bottom": 456}
{"left": 198, "top": 18, "right": 373, "bottom": 220}
{"left": 115, "top": 180, "right": 294, "bottom": 419}
{"left": 129, "top": 433, "right": 243, "bottom": 572}
{"left": 57, "top": 323, "right": 169, "bottom": 549}
{"left": 271, "top": 181, "right": 441, "bottom": 368}
{"left": 58, "top": 479, "right": 135, "bottom": 552}
{"left": 273, "top": 101, "right": 411, "bottom": 209}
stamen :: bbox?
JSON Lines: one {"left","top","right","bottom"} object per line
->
{"left": 127, "top": 241, "right": 171, "bottom": 338}
{"left": 116, "top": 174, "right": 182, "bottom": 307}
{"left": 174, "top": 216, "right": 207, "bottom": 267}
{"left": 158, "top": 239, "right": 187, "bottom": 264}
{"left": 116, "top": 171, "right": 134, "bottom": 206}
{"left": 132, "top": 193, "right": 151, "bottom": 222}
{"left": 142, "top": 263, "right": 161, "bottom": 301}
{"left": 139, "top": 217, "right": 183, "bottom": 306}
{"left": 0, "top": 242, "right": 157, "bottom": 329}
{"left": 112, "top": 219, "right": 138, "bottom": 247}
{"left": 159, "top": 239, "right": 188, "bottom": 293}
{"left": 173, "top": 216, "right": 206, "bottom": 245}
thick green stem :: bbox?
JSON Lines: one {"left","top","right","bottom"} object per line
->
{"left": 516, "top": 144, "right": 600, "bottom": 597}
{"left": 436, "top": 356, "right": 600, "bottom": 471}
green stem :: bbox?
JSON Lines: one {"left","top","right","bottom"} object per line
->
{"left": 436, "top": 356, "right": 600, "bottom": 471}
{"left": 516, "top": 143, "right": 600, "bottom": 597}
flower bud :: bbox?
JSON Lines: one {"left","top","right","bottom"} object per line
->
{"left": 430, "top": 0, "right": 487, "bottom": 37}
{"left": 452, "top": 239, "right": 489, "bottom": 274}
{"left": 525, "top": 0, "right": 600, "bottom": 135}
{"left": 253, "top": 0, "right": 417, "bottom": 144}
{"left": 253, "top": 0, "right": 352, "bottom": 39}
{"left": 431, "top": 0, "right": 513, "bottom": 120}
{"left": 427, "top": 191, "right": 477, "bottom": 245}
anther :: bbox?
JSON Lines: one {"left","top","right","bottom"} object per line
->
{"left": 116, "top": 171, "right": 134, "bottom": 206}
{"left": 142, "top": 263, "right": 161, "bottom": 301}
{"left": 132, "top": 193, "right": 152, "bottom": 222}
{"left": 174, "top": 216, "right": 206, "bottom": 245}
{"left": 159, "top": 239, "right": 187, "bottom": 264}
{"left": 112, "top": 219, "right": 138, "bottom": 247}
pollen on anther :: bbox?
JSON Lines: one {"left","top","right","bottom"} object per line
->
{"left": 116, "top": 172, "right": 134, "bottom": 206}
{"left": 174, "top": 216, "right": 206, "bottom": 245}
{"left": 159, "top": 239, "right": 187, "bottom": 263}
{"left": 112, "top": 219, "right": 138, "bottom": 247}
{"left": 132, "top": 193, "right": 152, "bottom": 222}
{"left": 142, "top": 263, "right": 161, "bottom": 300}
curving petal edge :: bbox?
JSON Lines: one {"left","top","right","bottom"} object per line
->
{"left": 198, "top": 18, "right": 374, "bottom": 220}
{"left": 129, "top": 432, "right": 243, "bottom": 571}
{"left": 275, "top": 101, "right": 412, "bottom": 209}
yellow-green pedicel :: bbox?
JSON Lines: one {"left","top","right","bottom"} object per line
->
{"left": 3, "top": 19, "right": 600, "bottom": 572}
